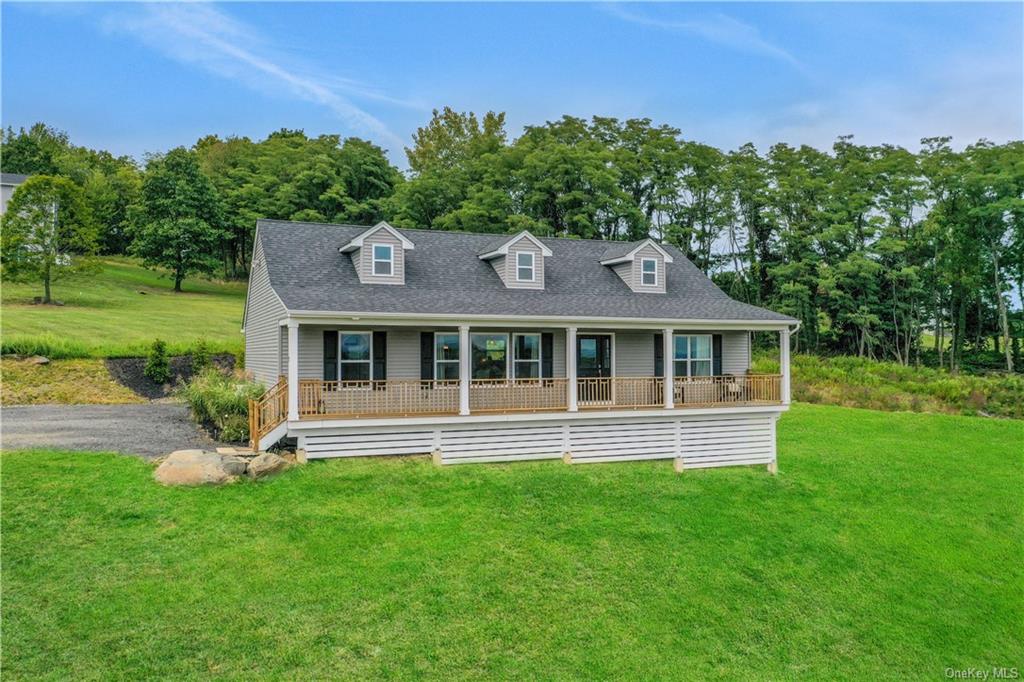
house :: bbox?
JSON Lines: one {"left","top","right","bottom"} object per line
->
{"left": 0, "top": 173, "right": 29, "bottom": 214}
{"left": 243, "top": 219, "right": 798, "bottom": 470}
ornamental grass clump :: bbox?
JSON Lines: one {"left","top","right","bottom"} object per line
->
{"left": 179, "top": 368, "right": 265, "bottom": 442}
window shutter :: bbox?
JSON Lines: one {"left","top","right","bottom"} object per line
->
{"left": 713, "top": 334, "right": 722, "bottom": 376}
{"left": 420, "top": 332, "right": 434, "bottom": 381}
{"left": 654, "top": 333, "right": 664, "bottom": 377}
{"left": 372, "top": 331, "right": 387, "bottom": 381}
{"left": 541, "top": 333, "right": 553, "bottom": 378}
{"left": 323, "top": 330, "right": 338, "bottom": 380}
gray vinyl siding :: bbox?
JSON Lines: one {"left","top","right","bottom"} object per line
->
{"left": 243, "top": 238, "right": 287, "bottom": 386}
{"left": 388, "top": 329, "right": 421, "bottom": 379}
{"left": 610, "top": 245, "right": 666, "bottom": 294}
{"left": 615, "top": 331, "right": 656, "bottom": 376}
{"left": 352, "top": 228, "right": 405, "bottom": 285}
{"left": 502, "top": 237, "right": 544, "bottom": 290}
{"left": 720, "top": 330, "right": 751, "bottom": 375}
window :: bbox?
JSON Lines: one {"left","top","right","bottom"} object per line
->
{"left": 513, "top": 333, "right": 541, "bottom": 379}
{"left": 434, "top": 333, "right": 460, "bottom": 381}
{"left": 641, "top": 258, "right": 658, "bottom": 286}
{"left": 673, "top": 334, "right": 712, "bottom": 377}
{"left": 340, "top": 332, "right": 371, "bottom": 381}
{"left": 372, "top": 244, "right": 394, "bottom": 276}
{"left": 471, "top": 333, "right": 508, "bottom": 380}
{"left": 516, "top": 252, "right": 535, "bottom": 282}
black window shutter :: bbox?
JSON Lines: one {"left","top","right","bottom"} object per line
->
{"left": 420, "top": 332, "right": 434, "bottom": 380}
{"left": 323, "top": 330, "right": 338, "bottom": 380}
{"left": 541, "top": 333, "right": 554, "bottom": 378}
{"left": 713, "top": 334, "right": 723, "bottom": 376}
{"left": 372, "top": 331, "right": 387, "bottom": 381}
{"left": 654, "top": 333, "right": 664, "bottom": 377}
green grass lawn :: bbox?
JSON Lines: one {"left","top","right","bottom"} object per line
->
{"left": 1, "top": 258, "right": 247, "bottom": 358}
{"left": 2, "top": 403, "right": 1021, "bottom": 679}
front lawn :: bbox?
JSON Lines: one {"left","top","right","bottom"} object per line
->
{"left": 2, "top": 403, "right": 1021, "bottom": 678}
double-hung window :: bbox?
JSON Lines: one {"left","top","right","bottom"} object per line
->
{"left": 372, "top": 244, "right": 394, "bottom": 276}
{"left": 340, "top": 332, "right": 372, "bottom": 381}
{"left": 640, "top": 258, "right": 658, "bottom": 286}
{"left": 513, "top": 333, "right": 541, "bottom": 379}
{"left": 673, "top": 334, "right": 712, "bottom": 377}
{"left": 434, "top": 333, "right": 460, "bottom": 381}
{"left": 516, "top": 252, "right": 535, "bottom": 282}
{"left": 471, "top": 333, "right": 508, "bottom": 380}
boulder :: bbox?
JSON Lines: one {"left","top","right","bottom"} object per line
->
{"left": 28, "top": 355, "right": 50, "bottom": 365}
{"left": 220, "top": 455, "right": 250, "bottom": 477}
{"left": 247, "top": 452, "right": 288, "bottom": 479}
{"left": 155, "top": 450, "right": 236, "bottom": 486}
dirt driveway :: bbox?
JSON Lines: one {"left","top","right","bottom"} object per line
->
{"left": 1, "top": 404, "right": 224, "bottom": 459}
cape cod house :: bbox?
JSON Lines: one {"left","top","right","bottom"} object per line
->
{"left": 243, "top": 219, "right": 797, "bottom": 470}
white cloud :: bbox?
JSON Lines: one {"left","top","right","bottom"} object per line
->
{"left": 98, "top": 3, "right": 416, "bottom": 151}
{"left": 600, "top": 3, "right": 803, "bottom": 69}
{"left": 682, "top": 52, "right": 1023, "bottom": 152}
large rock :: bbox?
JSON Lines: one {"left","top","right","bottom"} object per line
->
{"left": 155, "top": 450, "right": 237, "bottom": 486}
{"left": 247, "top": 452, "right": 288, "bottom": 480}
{"left": 220, "top": 455, "right": 249, "bottom": 477}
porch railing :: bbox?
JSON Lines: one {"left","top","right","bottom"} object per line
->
{"left": 248, "top": 376, "right": 288, "bottom": 449}
{"left": 298, "top": 379, "right": 460, "bottom": 418}
{"left": 470, "top": 378, "right": 568, "bottom": 413}
{"left": 287, "top": 374, "right": 782, "bottom": 420}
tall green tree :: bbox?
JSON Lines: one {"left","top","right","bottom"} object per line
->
{"left": 0, "top": 175, "right": 98, "bottom": 303}
{"left": 132, "top": 148, "right": 224, "bottom": 292}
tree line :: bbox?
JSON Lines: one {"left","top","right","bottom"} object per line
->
{"left": 2, "top": 112, "right": 1021, "bottom": 373}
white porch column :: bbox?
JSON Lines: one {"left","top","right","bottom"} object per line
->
{"left": 662, "top": 328, "right": 674, "bottom": 409}
{"left": 287, "top": 319, "right": 299, "bottom": 421}
{"left": 780, "top": 327, "right": 791, "bottom": 405}
{"left": 459, "top": 325, "right": 470, "bottom": 415}
{"left": 566, "top": 327, "right": 578, "bottom": 412}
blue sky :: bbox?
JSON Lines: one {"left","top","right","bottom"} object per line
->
{"left": 2, "top": 2, "right": 1021, "bottom": 166}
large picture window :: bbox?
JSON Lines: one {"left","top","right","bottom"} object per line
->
{"left": 641, "top": 258, "right": 658, "bottom": 286}
{"left": 513, "top": 333, "right": 541, "bottom": 379}
{"left": 340, "top": 332, "right": 371, "bottom": 381}
{"left": 434, "top": 333, "right": 460, "bottom": 381}
{"left": 673, "top": 334, "right": 711, "bottom": 377}
{"left": 372, "top": 244, "right": 393, "bottom": 276}
{"left": 516, "top": 252, "right": 535, "bottom": 282}
{"left": 471, "top": 333, "right": 508, "bottom": 379}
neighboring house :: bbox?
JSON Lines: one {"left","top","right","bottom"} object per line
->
{"left": 0, "top": 173, "right": 29, "bottom": 214}
{"left": 244, "top": 219, "right": 798, "bottom": 470}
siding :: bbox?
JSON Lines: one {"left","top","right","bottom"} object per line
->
{"left": 610, "top": 244, "right": 665, "bottom": 294}
{"left": 243, "top": 238, "right": 287, "bottom": 386}
{"left": 721, "top": 331, "right": 751, "bottom": 375}
{"left": 355, "top": 229, "right": 405, "bottom": 285}
{"left": 502, "top": 236, "right": 545, "bottom": 290}
{"left": 615, "top": 331, "right": 655, "bottom": 376}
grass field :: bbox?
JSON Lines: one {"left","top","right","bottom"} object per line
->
{"left": 0, "top": 357, "right": 144, "bottom": 405}
{"left": 1, "top": 258, "right": 246, "bottom": 358}
{"left": 2, "top": 403, "right": 1021, "bottom": 679}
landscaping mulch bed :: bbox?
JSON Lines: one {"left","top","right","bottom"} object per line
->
{"left": 104, "top": 354, "right": 235, "bottom": 400}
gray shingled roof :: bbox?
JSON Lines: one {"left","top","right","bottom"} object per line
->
{"left": 1, "top": 173, "right": 29, "bottom": 185}
{"left": 600, "top": 240, "right": 646, "bottom": 261}
{"left": 257, "top": 219, "right": 796, "bottom": 323}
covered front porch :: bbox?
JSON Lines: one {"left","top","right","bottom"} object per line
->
{"left": 250, "top": 319, "right": 792, "bottom": 448}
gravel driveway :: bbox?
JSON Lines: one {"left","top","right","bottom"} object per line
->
{"left": 1, "top": 403, "right": 224, "bottom": 459}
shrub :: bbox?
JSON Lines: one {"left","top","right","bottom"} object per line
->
{"left": 143, "top": 339, "right": 171, "bottom": 384}
{"left": 179, "top": 368, "right": 265, "bottom": 442}
{"left": 190, "top": 338, "right": 210, "bottom": 373}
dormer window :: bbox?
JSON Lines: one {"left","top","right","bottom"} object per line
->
{"left": 478, "top": 230, "right": 552, "bottom": 290}
{"left": 373, "top": 244, "right": 394, "bottom": 276}
{"left": 641, "top": 258, "right": 657, "bottom": 286}
{"left": 516, "top": 252, "right": 535, "bottom": 282}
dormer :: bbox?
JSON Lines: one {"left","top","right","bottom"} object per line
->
{"left": 478, "top": 231, "right": 552, "bottom": 290}
{"left": 600, "top": 239, "right": 674, "bottom": 294}
{"left": 339, "top": 221, "right": 415, "bottom": 285}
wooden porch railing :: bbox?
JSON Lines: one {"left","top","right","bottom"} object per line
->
{"left": 673, "top": 374, "right": 781, "bottom": 405}
{"left": 298, "top": 379, "right": 460, "bottom": 418}
{"left": 284, "top": 374, "right": 783, "bottom": 421}
{"left": 248, "top": 376, "right": 288, "bottom": 449}
{"left": 470, "top": 378, "right": 568, "bottom": 413}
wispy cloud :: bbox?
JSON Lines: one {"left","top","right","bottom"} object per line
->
{"left": 600, "top": 3, "right": 803, "bottom": 69}
{"left": 99, "top": 3, "right": 415, "bottom": 151}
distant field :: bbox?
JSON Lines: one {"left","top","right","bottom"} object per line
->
{"left": 2, "top": 404, "right": 1021, "bottom": 678}
{"left": 1, "top": 259, "right": 246, "bottom": 358}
